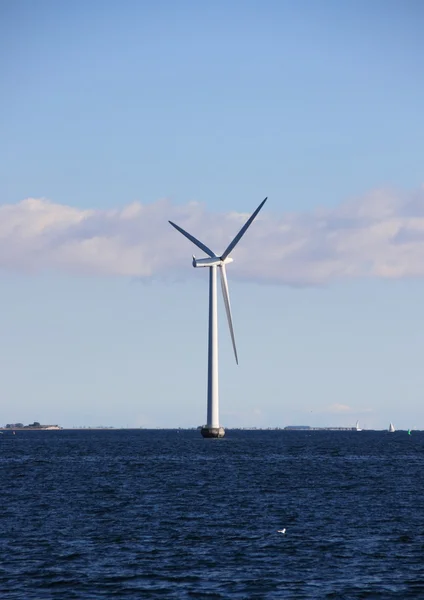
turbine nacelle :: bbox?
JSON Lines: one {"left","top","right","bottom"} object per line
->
{"left": 192, "top": 256, "right": 234, "bottom": 268}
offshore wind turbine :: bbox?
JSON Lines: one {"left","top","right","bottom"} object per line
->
{"left": 169, "top": 197, "right": 267, "bottom": 438}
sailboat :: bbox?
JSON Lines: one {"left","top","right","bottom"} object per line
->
{"left": 388, "top": 422, "right": 395, "bottom": 433}
{"left": 356, "top": 421, "right": 362, "bottom": 431}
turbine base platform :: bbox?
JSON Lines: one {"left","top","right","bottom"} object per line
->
{"left": 201, "top": 426, "right": 225, "bottom": 439}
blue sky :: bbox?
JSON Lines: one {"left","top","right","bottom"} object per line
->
{"left": 1, "top": 0, "right": 424, "bottom": 429}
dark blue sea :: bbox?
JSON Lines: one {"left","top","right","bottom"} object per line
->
{"left": 1, "top": 430, "right": 424, "bottom": 599}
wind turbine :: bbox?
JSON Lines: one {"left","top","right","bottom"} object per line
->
{"left": 169, "top": 197, "right": 267, "bottom": 438}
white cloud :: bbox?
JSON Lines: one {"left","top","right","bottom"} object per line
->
{"left": 324, "top": 403, "right": 353, "bottom": 414}
{"left": 318, "top": 404, "right": 374, "bottom": 415}
{"left": 1, "top": 186, "right": 424, "bottom": 284}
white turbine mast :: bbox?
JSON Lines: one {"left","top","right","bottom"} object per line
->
{"left": 169, "top": 197, "right": 267, "bottom": 438}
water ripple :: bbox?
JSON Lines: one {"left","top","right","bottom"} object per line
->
{"left": 1, "top": 430, "right": 424, "bottom": 598}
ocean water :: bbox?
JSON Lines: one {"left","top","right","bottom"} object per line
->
{"left": 1, "top": 429, "right": 423, "bottom": 599}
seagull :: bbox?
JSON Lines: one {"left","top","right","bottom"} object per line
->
{"left": 277, "top": 529, "right": 286, "bottom": 534}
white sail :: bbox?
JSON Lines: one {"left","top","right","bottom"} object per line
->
{"left": 388, "top": 422, "right": 395, "bottom": 433}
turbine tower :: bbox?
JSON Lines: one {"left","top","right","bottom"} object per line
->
{"left": 169, "top": 197, "right": 267, "bottom": 438}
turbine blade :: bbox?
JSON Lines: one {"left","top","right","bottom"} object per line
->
{"left": 168, "top": 221, "right": 216, "bottom": 258}
{"left": 221, "top": 197, "right": 267, "bottom": 260}
{"left": 219, "top": 264, "right": 238, "bottom": 365}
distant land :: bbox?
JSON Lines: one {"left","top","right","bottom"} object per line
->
{"left": 284, "top": 425, "right": 358, "bottom": 431}
{"left": 1, "top": 421, "right": 62, "bottom": 430}
{"left": 1, "top": 423, "right": 420, "bottom": 432}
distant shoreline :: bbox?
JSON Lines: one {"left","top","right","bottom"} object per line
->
{"left": 0, "top": 427, "right": 62, "bottom": 431}
{"left": 1, "top": 427, "right": 419, "bottom": 432}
